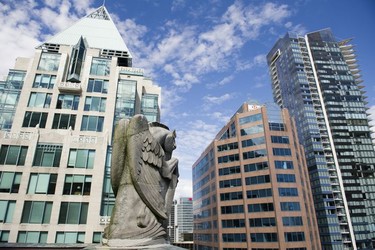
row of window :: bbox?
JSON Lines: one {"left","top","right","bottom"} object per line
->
{"left": 220, "top": 201, "right": 301, "bottom": 214}
{"left": 221, "top": 217, "right": 303, "bottom": 228}
{"left": 220, "top": 232, "right": 305, "bottom": 242}
{"left": 0, "top": 200, "right": 88, "bottom": 225}
{"left": 22, "top": 111, "right": 104, "bottom": 131}
{"left": 219, "top": 177, "right": 297, "bottom": 189}
{"left": 218, "top": 148, "right": 292, "bottom": 164}
{"left": 0, "top": 145, "right": 95, "bottom": 168}
{"left": 38, "top": 53, "right": 110, "bottom": 77}
{"left": 29, "top": 92, "right": 106, "bottom": 112}
{"left": 0, "top": 230, "right": 102, "bottom": 243}
{"left": 218, "top": 160, "right": 294, "bottom": 176}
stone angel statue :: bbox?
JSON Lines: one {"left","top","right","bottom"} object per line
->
{"left": 103, "top": 114, "right": 179, "bottom": 248}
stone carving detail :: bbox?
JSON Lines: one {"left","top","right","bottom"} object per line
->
{"left": 3, "top": 132, "right": 33, "bottom": 140}
{"left": 103, "top": 114, "right": 178, "bottom": 247}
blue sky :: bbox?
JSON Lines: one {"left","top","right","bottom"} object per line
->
{"left": 0, "top": 0, "right": 374, "bottom": 198}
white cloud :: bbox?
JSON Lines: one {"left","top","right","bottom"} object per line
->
{"left": 175, "top": 177, "right": 192, "bottom": 199}
{"left": 203, "top": 93, "right": 234, "bottom": 105}
{"left": 0, "top": 0, "right": 93, "bottom": 77}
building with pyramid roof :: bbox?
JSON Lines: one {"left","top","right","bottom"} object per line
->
{"left": 0, "top": 6, "right": 161, "bottom": 244}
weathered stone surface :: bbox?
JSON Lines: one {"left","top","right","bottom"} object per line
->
{"left": 103, "top": 115, "right": 179, "bottom": 248}
{"left": 85, "top": 243, "right": 186, "bottom": 249}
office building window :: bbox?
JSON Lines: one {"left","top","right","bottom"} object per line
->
{"left": 247, "top": 188, "right": 272, "bottom": 198}
{"left": 115, "top": 80, "right": 136, "bottom": 121}
{"left": 93, "top": 232, "right": 101, "bottom": 243}
{"left": 275, "top": 160, "right": 294, "bottom": 169}
{"left": 218, "top": 166, "right": 240, "bottom": 176}
{"left": 241, "top": 137, "right": 265, "bottom": 147}
{"left": 21, "top": 201, "right": 52, "bottom": 224}
{"left": 240, "top": 124, "right": 264, "bottom": 136}
{"left": 28, "top": 92, "right": 52, "bottom": 108}
{"left": 218, "top": 154, "right": 239, "bottom": 163}
{"left": 276, "top": 174, "right": 296, "bottom": 183}
{"left": 280, "top": 202, "right": 301, "bottom": 211}
{"left": 87, "top": 79, "right": 109, "bottom": 93}
{"left": 243, "top": 149, "right": 267, "bottom": 159}
{"left": 279, "top": 188, "right": 298, "bottom": 197}
{"left": 0, "top": 231, "right": 9, "bottom": 243}
{"left": 217, "top": 142, "right": 238, "bottom": 152}
{"left": 249, "top": 217, "right": 276, "bottom": 227}
{"left": 222, "top": 219, "right": 245, "bottom": 228}
{"left": 250, "top": 233, "right": 277, "bottom": 242}
{"left": 27, "top": 173, "right": 57, "bottom": 194}
{"left": 222, "top": 233, "right": 246, "bottom": 242}
{"left": 55, "top": 232, "right": 85, "bottom": 243}
{"left": 0, "top": 200, "right": 16, "bottom": 223}
{"left": 52, "top": 113, "right": 76, "bottom": 130}
{"left": 219, "top": 178, "right": 241, "bottom": 188}
{"left": 33, "top": 74, "right": 56, "bottom": 89}
{"left": 282, "top": 216, "right": 303, "bottom": 226}
{"left": 273, "top": 148, "right": 292, "bottom": 156}
{"left": 58, "top": 202, "right": 88, "bottom": 224}
{"left": 285, "top": 232, "right": 305, "bottom": 242}
{"left": 220, "top": 191, "right": 243, "bottom": 201}
{"left": 141, "top": 94, "right": 158, "bottom": 122}
{"left": 0, "top": 172, "right": 21, "bottom": 193}
{"left": 90, "top": 58, "right": 110, "bottom": 76}
{"left": 221, "top": 205, "right": 244, "bottom": 214}
{"left": 63, "top": 175, "right": 92, "bottom": 195}
{"left": 0, "top": 145, "right": 28, "bottom": 166}
{"left": 244, "top": 162, "right": 268, "bottom": 172}
{"left": 17, "top": 231, "right": 47, "bottom": 243}
{"left": 22, "top": 111, "right": 47, "bottom": 128}
{"left": 84, "top": 97, "right": 106, "bottom": 112}
{"left": 245, "top": 175, "right": 270, "bottom": 185}
{"left": 81, "top": 115, "right": 104, "bottom": 132}
{"left": 56, "top": 94, "right": 79, "bottom": 110}
{"left": 33, "top": 144, "right": 62, "bottom": 167}
{"left": 38, "top": 53, "right": 60, "bottom": 72}
{"left": 248, "top": 203, "right": 274, "bottom": 213}
{"left": 67, "top": 149, "right": 95, "bottom": 169}
{"left": 269, "top": 122, "right": 285, "bottom": 131}
{"left": 271, "top": 136, "right": 290, "bottom": 144}
{"left": 239, "top": 113, "right": 262, "bottom": 125}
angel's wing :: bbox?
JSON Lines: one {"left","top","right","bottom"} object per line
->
{"left": 132, "top": 131, "right": 167, "bottom": 220}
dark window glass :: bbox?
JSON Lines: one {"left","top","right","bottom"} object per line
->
{"left": 21, "top": 201, "right": 52, "bottom": 224}
{"left": 280, "top": 202, "right": 301, "bottom": 211}
{"left": 279, "top": 188, "right": 298, "bottom": 197}
{"left": 63, "top": 175, "right": 92, "bottom": 195}
{"left": 52, "top": 114, "right": 76, "bottom": 130}
{"left": 22, "top": 112, "right": 47, "bottom": 128}
{"left": 58, "top": 202, "right": 88, "bottom": 224}
{"left": 0, "top": 145, "right": 28, "bottom": 165}
{"left": 275, "top": 160, "right": 294, "bottom": 169}
{"left": 0, "top": 172, "right": 22, "bottom": 193}
{"left": 33, "top": 144, "right": 62, "bottom": 167}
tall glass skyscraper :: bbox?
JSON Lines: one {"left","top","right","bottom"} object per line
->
{"left": 0, "top": 6, "right": 161, "bottom": 244}
{"left": 267, "top": 28, "right": 375, "bottom": 250}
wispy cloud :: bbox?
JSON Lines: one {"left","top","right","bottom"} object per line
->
{"left": 126, "top": 1, "right": 291, "bottom": 90}
{"left": 203, "top": 93, "right": 235, "bottom": 105}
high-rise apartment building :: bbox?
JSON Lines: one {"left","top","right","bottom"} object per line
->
{"left": 267, "top": 28, "right": 375, "bottom": 249}
{"left": 176, "top": 197, "right": 193, "bottom": 242}
{"left": 192, "top": 102, "right": 321, "bottom": 250}
{"left": 0, "top": 6, "right": 161, "bottom": 244}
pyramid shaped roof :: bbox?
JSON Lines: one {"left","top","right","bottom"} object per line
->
{"left": 42, "top": 6, "right": 131, "bottom": 56}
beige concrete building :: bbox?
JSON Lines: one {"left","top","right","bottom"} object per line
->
{"left": 0, "top": 6, "right": 160, "bottom": 244}
{"left": 192, "top": 102, "right": 321, "bottom": 250}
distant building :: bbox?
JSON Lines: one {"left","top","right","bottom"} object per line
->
{"left": 267, "top": 28, "right": 375, "bottom": 249}
{"left": 168, "top": 200, "right": 177, "bottom": 243}
{"left": 0, "top": 6, "right": 160, "bottom": 244}
{"left": 176, "top": 197, "right": 193, "bottom": 243}
{"left": 192, "top": 102, "right": 321, "bottom": 250}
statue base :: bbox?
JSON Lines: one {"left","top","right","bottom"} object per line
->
{"left": 84, "top": 243, "right": 186, "bottom": 249}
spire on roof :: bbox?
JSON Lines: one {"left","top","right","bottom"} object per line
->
{"left": 87, "top": 6, "right": 110, "bottom": 20}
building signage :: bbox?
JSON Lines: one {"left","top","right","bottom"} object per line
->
{"left": 120, "top": 67, "right": 144, "bottom": 76}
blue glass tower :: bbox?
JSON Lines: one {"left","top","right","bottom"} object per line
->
{"left": 267, "top": 29, "right": 375, "bottom": 249}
